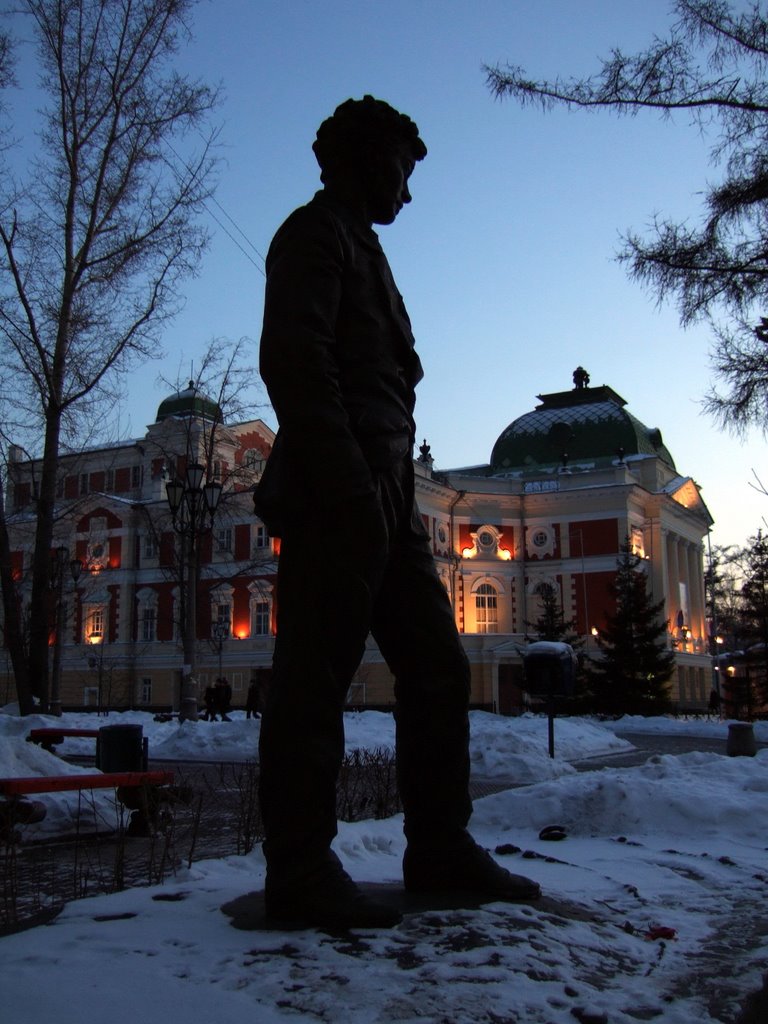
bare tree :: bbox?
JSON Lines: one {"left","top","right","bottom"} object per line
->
{"left": 485, "top": 1, "right": 768, "bottom": 433}
{"left": 0, "top": 0, "right": 219, "bottom": 712}
{"left": 140, "top": 336, "right": 268, "bottom": 719}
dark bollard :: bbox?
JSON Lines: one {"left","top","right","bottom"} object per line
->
{"left": 726, "top": 722, "right": 757, "bottom": 757}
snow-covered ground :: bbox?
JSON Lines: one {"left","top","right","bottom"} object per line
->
{"left": 1, "top": 707, "right": 767, "bottom": 1023}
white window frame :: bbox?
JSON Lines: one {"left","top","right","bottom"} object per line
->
{"left": 248, "top": 580, "right": 274, "bottom": 639}
{"left": 253, "top": 599, "right": 270, "bottom": 636}
{"left": 474, "top": 582, "right": 499, "bottom": 634}
{"left": 141, "top": 605, "right": 156, "bottom": 642}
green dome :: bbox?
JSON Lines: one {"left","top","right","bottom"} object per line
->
{"left": 156, "top": 381, "right": 223, "bottom": 424}
{"left": 490, "top": 382, "right": 676, "bottom": 473}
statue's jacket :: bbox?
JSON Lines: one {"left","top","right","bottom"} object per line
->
{"left": 255, "top": 190, "right": 424, "bottom": 533}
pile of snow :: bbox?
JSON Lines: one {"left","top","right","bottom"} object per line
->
{"left": 468, "top": 710, "right": 632, "bottom": 781}
{"left": 2, "top": 740, "right": 767, "bottom": 1022}
{"left": 472, "top": 748, "right": 768, "bottom": 840}
{"left": 1, "top": 706, "right": 763, "bottom": 843}
{"left": 607, "top": 712, "right": 768, "bottom": 741}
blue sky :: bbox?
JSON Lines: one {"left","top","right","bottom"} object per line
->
{"left": 13, "top": 0, "right": 768, "bottom": 548}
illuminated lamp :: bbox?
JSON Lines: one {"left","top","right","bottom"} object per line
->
{"left": 462, "top": 547, "right": 474, "bottom": 559}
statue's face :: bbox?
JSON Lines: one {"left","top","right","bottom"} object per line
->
{"left": 364, "top": 146, "right": 415, "bottom": 225}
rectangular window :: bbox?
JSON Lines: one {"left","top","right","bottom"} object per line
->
{"left": 216, "top": 527, "right": 232, "bottom": 553}
{"left": 231, "top": 672, "right": 243, "bottom": 692}
{"left": 131, "top": 464, "right": 143, "bottom": 488}
{"left": 105, "top": 469, "right": 115, "bottom": 492}
{"left": 215, "top": 604, "right": 231, "bottom": 633}
{"left": 143, "top": 533, "right": 158, "bottom": 559}
{"left": 141, "top": 678, "right": 152, "bottom": 704}
{"left": 80, "top": 473, "right": 89, "bottom": 496}
{"left": 253, "top": 525, "right": 269, "bottom": 550}
{"left": 142, "top": 607, "right": 156, "bottom": 642}
{"left": 253, "top": 601, "right": 270, "bottom": 635}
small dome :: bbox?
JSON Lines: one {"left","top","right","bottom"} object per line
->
{"left": 490, "top": 381, "right": 675, "bottom": 472}
{"left": 155, "top": 381, "right": 223, "bottom": 424}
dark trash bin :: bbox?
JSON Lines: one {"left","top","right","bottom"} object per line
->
{"left": 726, "top": 722, "right": 757, "bottom": 757}
{"left": 523, "top": 641, "right": 578, "bottom": 697}
{"left": 97, "top": 724, "right": 147, "bottom": 771}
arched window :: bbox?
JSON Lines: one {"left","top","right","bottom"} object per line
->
{"left": 243, "top": 449, "right": 265, "bottom": 475}
{"left": 475, "top": 583, "right": 498, "bottom": 634}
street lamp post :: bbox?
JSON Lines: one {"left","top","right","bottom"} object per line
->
{"left": 49, "top": 547, "right": 84, "bottom": 717}
{"left": 213, "top": 620, "right": 229, "bottom": 682}
{"left": 166, "top": 462, "right": 223, "bottom": 722}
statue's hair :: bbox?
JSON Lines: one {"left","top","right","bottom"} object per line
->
{"left": 313, "top": 95, "right": 427, "bottom": 182}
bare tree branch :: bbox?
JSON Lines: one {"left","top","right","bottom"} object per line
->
{"left": 0, "top": 0, "right": 220, "bottom": 711}
{"left": 486, "top": 1, "right": 768, "bottom": 436}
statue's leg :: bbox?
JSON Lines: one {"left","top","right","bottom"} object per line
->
{"left": 371, "top": 512, "right": 472, "bottom": 843}
{"left": 258, "top": 483, "right": 393, "bottom": 856}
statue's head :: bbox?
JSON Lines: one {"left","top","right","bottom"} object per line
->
{"left": 314, "top": 95, "right": 427, "bottom": 180}
{"left": 313, "top": 96, "right": 426, "bottom": 224}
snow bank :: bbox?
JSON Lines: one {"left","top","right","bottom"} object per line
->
{"left": 472, "top": 748, "right": 768, "bottom": 840}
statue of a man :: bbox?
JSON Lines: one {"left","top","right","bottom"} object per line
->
{"left": 573, "top": 366, "right": 590, "bottom": 389}
{"left": 255, "top": 95, "right": 540, "bottom": 928}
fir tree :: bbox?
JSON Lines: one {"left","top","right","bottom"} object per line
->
{"left": 588, "top": 543, "right": 674, "bottom": 716}
{"left": 528, "top": 582, "right": 581, "bottom": 645}
{"left": 734, "top": 530, "right": 768, "bottom": 711}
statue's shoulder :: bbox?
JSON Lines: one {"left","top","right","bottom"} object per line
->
{"left": 269, "top": 193, "right": 349, "bottom": 257}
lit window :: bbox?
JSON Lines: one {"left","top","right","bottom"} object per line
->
{"left": 476, "top": 583, "right": 498, "bottom": 634}
{"left": 87, "top": 606, "right": 104, "bottom": 643}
